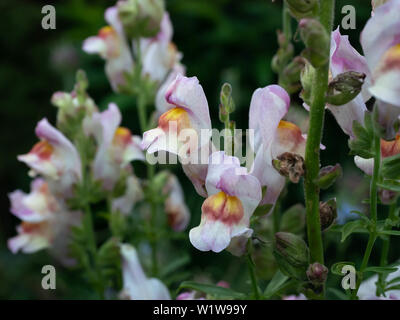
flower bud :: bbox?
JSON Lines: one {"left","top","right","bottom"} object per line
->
{"left": 379, "top": 189, "right": 398, "bottom": 205}
{"left": 273, "top": 152, "right": 305, "bottom": 183}
{"left": 314, "top": 164, "right": 342, "bottom": 190}
{"left": 299, "top": 18, "right": 330, "bottom": 68}
{"left": 326, "top": 71, "right": 366, "bottom": 106}
{"left": 280, "top": 56, "right": 306, "bottom": 94}
{"left": 274, "top": 232, "right": 309, "bottom": 280}
{"left": 272, "top": 31, "right": 295, "bottom": 74}
{"left": 220, "top": 82, "right": 235, "bottom": 113}
{"left": 319, "top": 199, "right": 337, "bottom": 231}
{"left": 306, "top": 262, "right": 328, "bottom": 287}
{"left": 285, "top": 0, "right": 318, "bottom": 20}
{"left": 117, "top": 0, "right": 164, "bottom": 38}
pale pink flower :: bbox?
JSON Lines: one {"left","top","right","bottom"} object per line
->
{"left": 18, "top": 119, "right": 82, "bottom": 198}
{"left": 120, "top": 244, "right": 170, "bottom": 300}
{"left": 8, "top": 178, "right": 81, "bottom": 266}
{"left": 249, "top": 85, "right": 305, "bottom": 210}
{"left": 189, "top": 152, "right": 261, "bottom": 253}
{"left": 84, "top": 103, "right": 144, "bottom": 191}
{"left": 83, "top": 6, "right": 134, "bottom": 91}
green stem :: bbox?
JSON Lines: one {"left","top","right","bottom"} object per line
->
{"left": 282, "top": 3, "right": 292, "bottom": 43}
{"left": 352, "top": 133, "right": 381, "bottom": 299}
{"left": 379, "top": 204, "right": 397, "bottom": 269}
{"left": 246, "top": 253, "right": 260, "bottom": 300}
{"left": 304, "top": 0, "right": 335, "bottom": 266}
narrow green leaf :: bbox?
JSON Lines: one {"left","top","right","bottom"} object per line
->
{"left": 264, "top": 270, "right": 289, "bottom": 298}
{"left": 178, "top": 281, "right": 246, "bottom": 299}
{"left": 379, "top": 230, "right": 400, "bottom": 236}
{"left": 364, "top": 266, "right": 398, "bottom": 274}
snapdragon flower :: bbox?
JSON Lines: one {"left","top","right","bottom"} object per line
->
{"left": 189, "top": 152, "right": 261, "bottom": 253}
{"left": 120, "top": 244, "right": 170, "bottom": 300}
{"left": 8, "top": 178, "right": 81, "bottom": 265}
{"left": 163, "top": 173, "right": 190, "bottom": 231}
{"left": 249, "top": 85, "right": 306, "bottom": 209}
{"left": 18, "top": 119, "right": 82, "bottom": 198}
{"left": 84, "top": 103, "right": 144, "bottom": 191}
{"left": 83, "top": 6, "right": 134, "bottom": 92}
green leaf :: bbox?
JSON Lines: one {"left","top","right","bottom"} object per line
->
{"left": 387, "top": 277, "right": 400, "bottom": 286}
{"left": 263, "top": 270, "right": 289, "bottom": 298}
{"left": 331, "top": 262, "right": 355, "bottom": 276}
{"left": 379, "top": 230, "right": 400, "bottom": 236}
{"left": 348, "top": 113, "right": 375, "bottom": 158}
{"left": 178, "top": 281, "right": 246, "bottom": 299}
{"left": 253, "top": 204, "right": 273, "bottom": 217}
{"left": 377, "top": 180, "right": 400, "bottom": 192}
{"left": 364, "top": 266, "right": 398, "bottom": 274}
{"left": 160, "top": 255, "right": 191, "bottom": 279}
{"left": 341, "top": 219, "right": 368, "bottom": 242}
{"left": 381, "top": 153, "right": 400, "bottom": 180}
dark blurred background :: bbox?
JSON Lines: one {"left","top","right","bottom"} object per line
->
{"left": 1, "top": 0, "right": 396, "bottom": 299}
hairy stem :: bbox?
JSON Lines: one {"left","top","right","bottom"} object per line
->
{"left": 352, "top": 133, "right": 381, "bottom": 299}
{"left": 304, "top": 0, "right": 335, "bottom": 266}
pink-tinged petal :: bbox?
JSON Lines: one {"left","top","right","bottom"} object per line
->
{"left": 271, "top": 120, "right": 306, "bottom": 158}
{"left": 82, "top": 36, "right": 107, "bottom": 56}
{"left": 156, "top": 13, "right": 173, "bottom": 42}
{"left": 354, "top": 156, "right": 374, "bottom": 176}
{"left": 361, "top": 0, "right": 400, "bottom": 75}
{"left": 8, "top": 234, "right": 49, "bottom": 254}
{"left": 120, "top": 244, "right": 171, "bottom": 300}
{"left": 251, "top": 150, "right": 286, "bottom": 207}
{"left": 155, "top": 64, "right": 186, "bottom": 115}
{"left": 176, "top": 291, "right": 198, "bottom": 300}
{"left": 369, "top": 45, "right": 400, "bottom": 106}
{"left": 112, "top": 176, "right": 143, "bottom": 215}
{"left": 18, "top": 119, "right": 82, "bottom": 196}
{"left": 8, "top": 179, "right": 56, "bottom": 222}
{"left": 283, "top": 294, "right": 307, "bottom": 300}
{"left": 189, "top": 219, "right": 232, "bottom": 253}
{"left": 330, "top": 28, "right": 372, "bottom": 102}
{"left": 165, "top": 75, "right": 211, "bottom": 132}
{"left": 163, "top": 174, "right": 190, "bottom": 231}
{"left": 327, "top": 95, "right": 367, "bottom": 138}
{"left": 105, "top": 6, "right": 124, "bottom": 36}
{"left": 249, "top": 85, "right": 290, "bottom": 153}
{"left": 141, "top": 41, "right": 174, "bottom": 82}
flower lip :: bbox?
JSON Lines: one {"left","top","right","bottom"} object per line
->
{"left": 202, "top": 191, "right": 244, "bottom": 225}
{"left": 30, "top": 141, "right": 53, "bottom": 160}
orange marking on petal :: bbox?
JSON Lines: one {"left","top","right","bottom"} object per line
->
{"left": 158, "top": 107, "right": 191, "bottom": 133}
{"left": 381, "top": 134, "right": 400, "bottom": 158}
{"left": 98, "top": 26, "right": 116, "bottom": 39}
{"left": 202, "top": 191, "right": 244, "bottom": 225}
{"left": 113, "top": 127, "right": 132, "bottom": 147}
{"left": 277, "top": 120, "right": 303, "bottom": 145}
{"left": 30, "top": 141, "right": 53, "bottom": 160}
{"left": 380, "top": 44, "right": 400, "bottom": 73}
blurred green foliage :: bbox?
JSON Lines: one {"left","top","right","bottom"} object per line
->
{"left": 1, "top": 0, "right": 398, "bottom": 299}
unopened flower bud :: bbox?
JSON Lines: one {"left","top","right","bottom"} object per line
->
{"left": 300, "top": 61, "right": 316, "bottom": 105}
{"left": 274, "top": 232, "right": 309, "bottom": 280}
{"left": 299, "top": 19, "right": 330, "bottom": 68}
{"left": 117, "top": 0, "right": 164, "bottom": 38}
{"left": 379, "top": 189, "right": 398, "bottom": 205}
{"left": 285, "top": 0, "right": 318, "bottom": 20}
{"left": 306, "top": 262, "right": 328, "bottom": 287}
{"left": 326, "top": 71, "right": 366, "bottom": 106}
{"left": 319, "top": 199, "right": 337, "bottom": 231}
{"left": 280, "top": 56, "right": 306, "bottom": 94}
{"left": 220, "top": 83, "right": 235, "bottom": 113}
{"left": 272, "top": 31, "right": 295, "bottom": 74}
{"left": 273, "top": 152, "right": 305, "bottom": 183}
{"left": 314, "top": 164, "right": 342, "bottom": 190}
